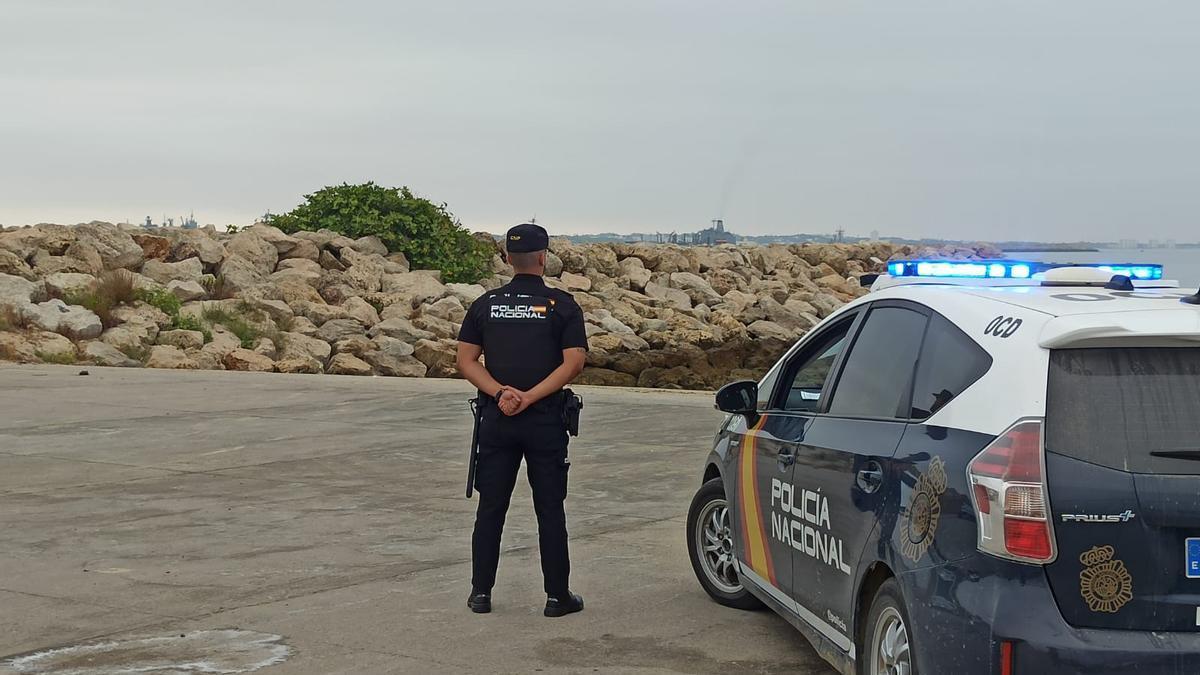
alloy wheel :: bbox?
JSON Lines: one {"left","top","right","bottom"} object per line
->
{"left": 695, "top": 498, "right": 741, "bottom": 594}
{"left": 869, "top": 606, "right": 911, "bottom": 675}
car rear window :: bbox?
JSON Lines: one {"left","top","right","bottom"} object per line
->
{"left": 909, "top": 314, "right": 992, "bottom": 420}
{"left": 1046, "top": 348, "right": 1200, "bottom": 474}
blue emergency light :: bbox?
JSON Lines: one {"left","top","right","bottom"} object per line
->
{"left": 886, "top": 260, "right": 1163, "bottom": 281}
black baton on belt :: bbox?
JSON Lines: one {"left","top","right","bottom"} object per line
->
{"left": 466, "top": 397, "right": 482, "bottom": 498}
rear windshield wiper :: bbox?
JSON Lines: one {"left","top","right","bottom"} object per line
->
{"left": 1149, "top": 449, "right": 1200, "bottom": 461}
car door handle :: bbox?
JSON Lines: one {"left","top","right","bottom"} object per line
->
{"left": 778, "top": 448, "right": 796, "bottom": 469}
{"left": 856, "top": 462, "right": 884, "bottom": 493}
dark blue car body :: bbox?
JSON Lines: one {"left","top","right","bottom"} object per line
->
{"left": 692, "top": 290, "right": 1200, "bottom": 675}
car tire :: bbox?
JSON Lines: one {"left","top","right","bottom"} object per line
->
{"left": 686, "top": 477, "right": 763, "bottom": 610}
{"left": 859, "top": 578, "right": 917, "bottom": 675}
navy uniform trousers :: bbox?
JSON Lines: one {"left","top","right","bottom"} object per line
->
{"left": 471, "top": 400, "right": 571, "bottom": 598}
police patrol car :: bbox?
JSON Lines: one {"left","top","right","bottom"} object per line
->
{"left": 686, "top": 260, "right": 1200, "bottom": 675}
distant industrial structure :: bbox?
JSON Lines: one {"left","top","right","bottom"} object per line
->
{"left": 142, "top": 212, "right": 198, "bottom": 230}
{"left": 651, "top": 219, "right": 736, "bottom": 246}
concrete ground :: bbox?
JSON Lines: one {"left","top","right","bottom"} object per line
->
{"left": 0, "top": 365, "right": 833, "bottom": 675}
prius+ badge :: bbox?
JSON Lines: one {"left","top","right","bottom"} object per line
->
{"left": 1061, "top": 510, "right": 1135, "bottom": 523}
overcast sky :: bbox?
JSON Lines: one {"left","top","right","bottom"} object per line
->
{"left": 2, "top": 1, "right": 1198, "bottom": 241}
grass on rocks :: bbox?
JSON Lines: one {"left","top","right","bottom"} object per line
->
{"left": 118, "top": 344, "right": 151, "bottom": 363}
{"left": 200, "top": 274, "right": 236, "bottom": 300}
{"left": 136, "top": 287, "right": 213, "bottom": 342}
{"left": 35, "top": 349, "right": 76, "bottom": 365}
{"left": 63, "top": 270, "right": 137, "bottom": 327}
{"left": 201, "top": 303, "right": 286, "bottom": 351}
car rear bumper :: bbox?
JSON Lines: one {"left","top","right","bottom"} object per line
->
{"left": 1010, "top": 626, "right": 1200, "bottom": 673}
{"left": 900, "top": 554, "right": 1200, "bottom": 674}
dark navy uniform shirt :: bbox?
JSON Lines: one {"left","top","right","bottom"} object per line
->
{"left": 458, "top": 274, "right": 588, "bottom": 392}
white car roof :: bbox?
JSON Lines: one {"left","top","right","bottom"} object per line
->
{"left": 814, "top": 279, "right": 1200, "bottom": 435}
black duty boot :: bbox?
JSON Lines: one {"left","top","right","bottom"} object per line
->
{"left": 467, "top": 590, "right": 492, "bottom": 614}
{"left": 544, "top": 592, "right": 584, "bottom": 618}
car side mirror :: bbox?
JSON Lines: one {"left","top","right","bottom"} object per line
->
{"left": 716, "top": 380, "right": 759, "bottom": 420}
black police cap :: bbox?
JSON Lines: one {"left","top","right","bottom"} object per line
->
{"left": 505, "top": 223, "right": 549, "bottom": 253}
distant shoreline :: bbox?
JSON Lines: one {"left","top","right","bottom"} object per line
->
{"left": 1001, "top": 247, "right": 1100, "bottom": 253}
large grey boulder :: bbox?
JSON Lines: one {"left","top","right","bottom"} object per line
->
{"left": 248, "top": 225, "right": 304, "bottom": 258}
{"left": 170, "top": 230, "right": 224, "bottom": 266}
{"left": 224, "top": 231, "right": 278, "bottom": 276}
{"left": 101, "top": 324, "right": 158, "bottom": 352}
{"left": 142, "top": 258, "right": 203, "bottom": 284}
{"left": 82, "top": 341, "right": 141, "bottom": 367}
{"left": 223, "top": 348, "right": 276, "bottom": 372}
{"left": 276, "top": 354, "right": 323, "bottom": 373}
{"left": 560, "top": 272, "right": 592, "bottom": 292}
{"left": 73, "top": 222, "right": 144, "bottom": 270}
{"left": 351, "top": 235, "right": 389, "bottom": 256}
{"left": 368, "top": 317, "right": 435, "bottom": 343}
{"left": 145, "top": 345, "right": 198, "bottom": 369}
{"left": 0, "top": 273, "right": 44, "bottom": 305}
{"left": 296, "top": 301, "right": 349, "bottom": 325}
{"left": 332, "top": 335, "right": 375, "bottom": 357}
{"left": 617, "top": 257, "right": 651, "bottom": 291}
{"left": 216, "top": 254, "right": 266, "bottom": 295}
{"left": 0, "top": 332, "right": 38, "bottom": 362}
{"left": 747, "top": 320, "right": 795, "bottom": 341}
{"left": 326, "top": 352, "right": 372, "bottom": 376}
{"left": 280, "top": 237, "right": 321, "bottom": 262}
{"left": 166, "top": 279, "right": 206, "bottom": 302}
{"left": 31, "top": 331, "right": 76, "bottom": 360}
{"left": 277, "top": 258, "right": 322, "bottom": 275}
{"left": 157, "top": 329, "right": 205, "bottom": 351}
{"left": 445, "top": 283, "right": 485, "bottom": 306}
{"left": 410, "top": 314, "right": 459, "bottom": 340}
{"left": 362, "top": 349, "right": 427, "bottom": 377}
{"left": 316, "top": 318, "right": 367, "bottom": 343}
{"left": 669, "top": 272, "right": 723, "bottom": 306}
{"left": 643, "top": 281, "right": 692, "bottom": 311}
{"left": 340, "top": 248, "right": 387, "bottom": 293}
{"left": 24, "top": 299, "right": 102, "bottom": 340}
{"left": 381, "top": 272, "right": 446, "bottom": 304}
{"left": 280, "top": 331, "right": 332, "bottom": 363}
{"left": 341, "top": 296, "right": 380, "bottom": 327}
{"left": 413, "top": 338, "right": 458, "bottom": 378}
{"left": 0, "top": 224, "right": 75, "bottom": 259}
{"left": 423, "top": 296, "right": 466, "bottom": 323}
{"left": 544, "top": 251, "right": 563, "bottom": 277}
{"left": 43, "top": 272, "right": 96, "bottom": 297}
{"left": 0, "top": 249, "right": 36, "bottom": 280}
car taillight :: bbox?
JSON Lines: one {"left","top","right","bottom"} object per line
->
{"left": 967, "top": 420, "right": 1056, "bottom": 564}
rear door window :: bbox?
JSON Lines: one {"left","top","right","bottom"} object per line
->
{"left": 827, "top": 306, "right": 927, "bottom": 419}
{"left": 1047, "top": 348, "right": 1200, "bottom": 474}
{"left": 908, "top": 314, "right": 992, "bottom": 420}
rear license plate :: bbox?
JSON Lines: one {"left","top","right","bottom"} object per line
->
{"left": 1187, "top": 538, "right": 1200, "bottom": 579}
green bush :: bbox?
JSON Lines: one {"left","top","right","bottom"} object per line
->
{"left": 267, "top": 182, "right": 493, "bottom": 284}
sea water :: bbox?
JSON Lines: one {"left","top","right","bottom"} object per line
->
{"left": 1015, "top": 249, "right": 1200, "bottom": 289}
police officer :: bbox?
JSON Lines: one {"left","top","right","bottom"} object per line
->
{"left": 456, "top": 222, "right": 588, "bottom": 617}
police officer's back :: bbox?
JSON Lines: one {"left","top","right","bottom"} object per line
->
{"left": 456, "top": 222, "right": 588, "bottom": 617}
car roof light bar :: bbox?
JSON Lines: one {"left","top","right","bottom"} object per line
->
{"left": 886, "top": 260, "right": 1163, "bottom": 281}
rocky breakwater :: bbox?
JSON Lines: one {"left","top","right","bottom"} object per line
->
{"left": 0, "top": 221, "right": 997, "bottom": 388}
